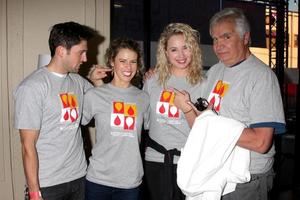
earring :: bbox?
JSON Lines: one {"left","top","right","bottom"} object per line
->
{"left": 111, "top": 67, "right": 114, "bottom": 76}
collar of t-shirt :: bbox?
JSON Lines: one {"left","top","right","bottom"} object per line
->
{"left": 228, "top": 59, "right": 246, "bottom": 68}
{"left": 51, "top": 71, "right": 67, "bottom": 78}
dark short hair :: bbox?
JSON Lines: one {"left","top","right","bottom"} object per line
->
{"left": 48, "top": 21, "right": 95, "bottom": 56}
{"left": 105, "top": 38, "right": 143, "bottom": 70}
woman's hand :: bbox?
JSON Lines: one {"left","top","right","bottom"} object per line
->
{"left": 87, "top": 65, "right": 112, "bottom": 87}
{"left": 173, "top": 88, "right": 193, "bottom": 113}
{"left": 188, "top": 101, "right": 215, "bottom": 116}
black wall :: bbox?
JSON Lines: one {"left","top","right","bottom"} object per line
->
{"left": 111, "top": 0, "right": 266, "bottom": 47}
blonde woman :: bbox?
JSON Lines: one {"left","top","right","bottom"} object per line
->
{"left": 143, "top": 23, "right": 205, "bottom": 200}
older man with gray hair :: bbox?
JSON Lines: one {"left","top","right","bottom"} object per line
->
{"left": 174, "top": 7, "right": 286, "bottom": 200}
{"left": 205, "top": 7, "right": 285, "bottom": 200}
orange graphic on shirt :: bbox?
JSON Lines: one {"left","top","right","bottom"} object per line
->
{"left": 160, "top": 91, "right": 172, "bottom": 102}
{"left": 111, "top": 102, "right": 136, "bottom": 130}
{"left": 125, "top": 104, "right": 136, "bottom": 116}
{"left": 157, "top": 90, "right": 179, "bottom": 118}
{"left": 59, "top": 93, "right": 78, "bottom": 123}
{"left": 208, "top": 80, "right": 230, "bottom": 112}
{"left": 113, "top": 102, "right": 124, "bottom": 113}
{"left": 213, "top": 80, "right": 229, "bottom": 98}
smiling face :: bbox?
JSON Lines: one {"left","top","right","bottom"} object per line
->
{"left": 61, "top": 40, "right": 88, "bottom": 73}
{"left": 110, "top": 48, "right": 138, "bottom": 88}
{"left": 165, "top": 34, "right": 192, "bottom": 76}
{"left": 211, "top": 20, "right": 250, "bottom": 67}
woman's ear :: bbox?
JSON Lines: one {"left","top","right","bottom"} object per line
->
{"left": 110, "top": 58, "right": 115, "bottom": 68}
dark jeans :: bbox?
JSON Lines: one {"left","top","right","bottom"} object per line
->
{"left": 85, "top": 180, "right": 140, "bottom": 200}
{"left": 144, "top": 161, "right": 185, "bottom": 200}
{"left": 40, "top": 177, "right": 85, "bottom": 200}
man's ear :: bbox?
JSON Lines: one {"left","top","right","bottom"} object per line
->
{"left": 243, "top": 32, "right": 251, "bottom": 45}
{"left": 56, "top": 46, "right": 67, "bottom": 57}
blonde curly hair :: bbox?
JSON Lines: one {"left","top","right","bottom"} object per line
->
{"left": 156, "top": 23, "right": 203, "bottom": 87}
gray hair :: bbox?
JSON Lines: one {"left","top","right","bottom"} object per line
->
{"left": 209, "top": 7, "right": 251, "bottom": 39}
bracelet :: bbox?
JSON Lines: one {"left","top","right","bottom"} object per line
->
{"left": 29, "top": 191, "right": 41, "bottom": 199}
{"left": 183, "top": 109, "right": 193, "bottom": 114}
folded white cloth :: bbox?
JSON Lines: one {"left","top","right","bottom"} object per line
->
{"left": 177, "top": 110, "right": 250, "bottom": 200}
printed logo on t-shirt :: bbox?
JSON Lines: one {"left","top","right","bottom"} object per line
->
{"left": 207, "top": 80, "right": 230, "bottom": 112}
{"left": 110, "top": 101, "right": 137, "bottom": 137}
{"left": 59, "top": 93, "right": 79, "bottom": 123}
{"left": 156, "top": 90, "right": 181, "bottom": 124}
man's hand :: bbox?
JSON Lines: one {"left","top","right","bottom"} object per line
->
{"left": 87, "top": 65, "right": 112, "bottom": 87}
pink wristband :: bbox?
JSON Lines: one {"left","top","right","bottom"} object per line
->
{"left": 29, "top": 191, "right": 41, "bottom": 199}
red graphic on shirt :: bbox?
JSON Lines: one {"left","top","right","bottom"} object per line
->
{"left": 168, "top": 105, "right": 179, "bottom": 118}
{"left": 111, "top": 102, "right": 136, "bottom": 131}
{"left": 208, "top": 80, "right": 229, "bottom": 112}
{"left": 124, "top": 116, "right": 135, "bottom": 130}
{"left": 159, "top": 104, "right": 166, "bottom": 114}
{"left": 113, "top": 102, "right": 124, "bottom": 113}
{"left": 156, "top": 90, "right": 179, "bottom": 118}
{"left": 59, "top": 93, "right": 78, "bottom": 123}
{"left": 114, "top": 115, "right": 122, "bottom": 126}
{"left": 127, "top": 106, "right": 135, "bottom": 115}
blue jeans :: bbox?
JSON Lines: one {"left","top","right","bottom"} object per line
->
{"left": 40, "top": 177, "right": 85, "bottom": 200}
{"left": 85, "top": 180, "right": 140, "bottom": 200}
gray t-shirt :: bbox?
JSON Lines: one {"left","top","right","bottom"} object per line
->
{"left": 82, "top": 83, "right": 150, "bottom": 189}
{"left": 202, "top": 55, "right": 285, "bottom": 174}
{"left": 14, "top": 66, "right": 92, "bottom": 187}
{"left": 143, "top": 74, "right": 205, "bottom": 163}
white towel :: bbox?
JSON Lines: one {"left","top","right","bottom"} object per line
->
{"left": 177, "top": 110, "right": 250, "bottom": 200}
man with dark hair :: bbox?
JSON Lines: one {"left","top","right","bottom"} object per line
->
{"left": 14, "top": 21, "right": 110, "bottom": 200}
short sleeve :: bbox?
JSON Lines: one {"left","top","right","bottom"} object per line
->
{"left": 14, "top": 85, "right": 43, "bottom": 130}
{"left": 248, "top": 69, "right": 285, "bottom": 133}
{"left": 142, "top": 78, "right": 150, "bottom": 94}
{"left": 83, "top": 78, "right": 93, "bottom": 93}
{"left": 82, "top": 89, "right": 95, "bottom": 125}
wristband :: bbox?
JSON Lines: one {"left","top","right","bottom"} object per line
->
{"left": 183, "top": 109, "right": 193, "bottom": 114}
{"left": 29, "top": 191, "right": 41, "bottom": 199}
